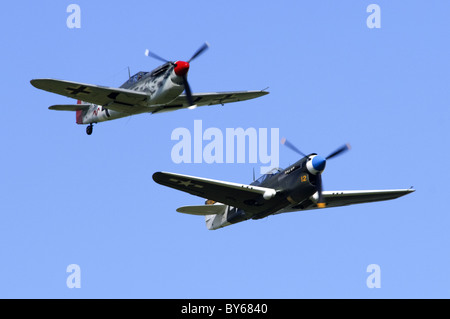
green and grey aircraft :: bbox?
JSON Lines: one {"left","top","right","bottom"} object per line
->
{"left": 153, "top": 140, "right": 414, "bottom": 230}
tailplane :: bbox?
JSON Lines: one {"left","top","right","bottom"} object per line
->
{"left": 176, "top": 204, "right": 226, "bottom": 216}
{"left": 48, "top": 100, "right": 91, "bottom": 124}
{"left": 176, "top": 203, "right": 228, "bottom": 230}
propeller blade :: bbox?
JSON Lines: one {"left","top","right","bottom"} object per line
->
{"left": 182, "top": 75, "right": 195, "bottom": 106}
{"left": 188, "top": 42, "right": 210, "bottom": 63}
{"left": 281, "top": 138, "right": 307, "bottom": 158}
{"left": 326, "top": 143, "right": 351, "bottom": 160}
{"left": 316, "top": 173, "right": 326, "bottom": 208}
{"left": 144, "top": 49, "right": 170, "bottom": 64}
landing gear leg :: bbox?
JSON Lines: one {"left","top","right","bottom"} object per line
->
{"left": 86, "top": 124, "right": 93, "bottom": 135}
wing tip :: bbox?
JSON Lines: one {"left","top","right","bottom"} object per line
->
{"left": 153, "top": 171, "right": 174, "bottom": 185}
{"left": 152, "top": 172, "right": 163, "bottom": 183}
{"left": 30, "top": 78, "right": 54, "bottom": 89}
{"left": 256, "top": 90, "right": 269, "bottom": 96}
{"left": 30, "top": 79, "right": 39, "bottom": 88}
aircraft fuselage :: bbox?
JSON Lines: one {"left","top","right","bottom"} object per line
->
{"left": 77, "top": 62, "right": 184, "bottom": 125}
{"left": 205, "top": 155, "right": 320, "bottom": 230}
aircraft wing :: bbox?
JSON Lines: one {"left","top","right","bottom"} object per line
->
{"left": 282, "top": 189, "right": 415, "bottom": 213}
{"left": 152, "top": 172, "right": 277, "bottom": 213}
{"left": 151, "top": 90, "right": 269, "bottom": 113}
{"left": 30, "top": 79, "right": 149, "bottom": 113}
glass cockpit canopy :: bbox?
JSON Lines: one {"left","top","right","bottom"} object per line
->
{"left": 251, "top": 167, "right": 282, "bottom": 185}
{"left": 120, "top": 63, "right": 173, "bottom": 88}
{"left": 121, "top": 71, "right": 149, "bottom": 88}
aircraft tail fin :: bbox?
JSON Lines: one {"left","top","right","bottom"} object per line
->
{"left": 76, "top": 100, "right": 83, "bottom": 124}
{"left": 48, "top": 100, "right": 91, "bottom": 124}
{"left": 176, "top": 203, "right": 229, "bottom": 230}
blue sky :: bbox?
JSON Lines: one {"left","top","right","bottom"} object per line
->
{"left": 0, "top": 0, "right": 449, "bottom": 298}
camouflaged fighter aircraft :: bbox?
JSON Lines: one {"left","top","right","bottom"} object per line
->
{"left": 30, "top": 43, "right": 268, "bottom": 135}
{"left": 153, "top": 139, "right": 414, "bottom": 230}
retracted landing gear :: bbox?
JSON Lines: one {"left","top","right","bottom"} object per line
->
{"left": 86, "top": 124, "right": 93, "bottom": 135}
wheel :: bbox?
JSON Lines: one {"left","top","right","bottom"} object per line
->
{"left": 86, "top": 124, "right": 93, "bottom": 135}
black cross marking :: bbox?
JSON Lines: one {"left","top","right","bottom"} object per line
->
{"left": 66, "top": 86, "right": 91, "bottom": 95}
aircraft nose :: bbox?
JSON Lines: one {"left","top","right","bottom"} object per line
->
{"left": 312, "top": 155, "right": 326, "bottom": 172}
{"left": 174, "top": 61, "right": 190, "bottom": 76}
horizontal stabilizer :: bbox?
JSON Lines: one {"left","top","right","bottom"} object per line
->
{"left": 49, "top": 104, "right": 91, "bottom": 111}
{"left": 177, "top": 204, "right": 227, "bottom": 216}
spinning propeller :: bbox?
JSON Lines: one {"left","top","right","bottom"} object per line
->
{"left": 145, "top": 42, "right": 210, "bottom": 108}
{"left": 281, "top": 138, "right": 351, "bottom": 208}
